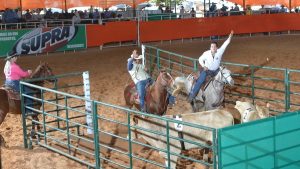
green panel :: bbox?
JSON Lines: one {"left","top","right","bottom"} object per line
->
{"left": 219, "top": 118, "right": 275, "bottom": 169}
{"left": 57, "top": 25, "right": 86, "bottom": 51}
{"left": 148, "top": 14, "right": 177, "bottom": 21}
{"left": 0, "top": 25, "right": 86, "bottom": 57}
{"left": 275, "top": 113, "right": 300, "bottom": 169}
{"left": 219, "top": 112, "right": 300, "bottom": 169}
{"left": 0, "top": 29, "right": 30, "bottom": 57}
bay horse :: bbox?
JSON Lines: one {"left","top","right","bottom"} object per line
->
{"left": 0, "top": 62, "right": 55, "bottom": 142}
{"left": 124, "top": 71, "right": 174, "bottom": 116}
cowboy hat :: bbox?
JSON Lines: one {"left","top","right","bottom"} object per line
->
{"left": 132, "top": 54, "right": 143, "bottom": 60}
{"left": 5, "top": 53, "right": 18, "bottom": 61}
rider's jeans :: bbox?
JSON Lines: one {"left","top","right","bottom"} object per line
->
{"left": 136, "top": 79, "right": 149, "bottom": 112}
{"left": 189, "top": 69, "right": 219, "bottom": 100}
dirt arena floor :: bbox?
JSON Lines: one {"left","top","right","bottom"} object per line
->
{"left": 0, "top": 35, "right": 300, "bottom": 169}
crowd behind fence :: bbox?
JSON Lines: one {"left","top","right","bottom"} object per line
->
{"left": 0, "top": 3, "right": 299, "bottom": 30}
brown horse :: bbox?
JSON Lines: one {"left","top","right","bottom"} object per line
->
{"left": 0, "top": 62, "right": 54, "bottom": 140}
{"left": 124, "top": 71, "right": 174, "bottom": 116}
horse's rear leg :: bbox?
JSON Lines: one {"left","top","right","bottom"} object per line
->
{"left": 30, "top": 115, "right": 40, "bottom": 139}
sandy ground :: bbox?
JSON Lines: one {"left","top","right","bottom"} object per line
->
{"left": 0, "top": 35, "right": 300, "bottom": 169}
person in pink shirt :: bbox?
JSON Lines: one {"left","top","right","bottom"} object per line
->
{"left": 4, "top": 54, "right": 32, "bottom": 92}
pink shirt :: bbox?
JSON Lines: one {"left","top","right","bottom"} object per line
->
{"left": 4, "top": 62, "right": 30, "bottom": 80}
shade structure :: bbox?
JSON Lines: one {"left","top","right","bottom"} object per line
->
{"left": 0, "top": 0, "right": 299, "bottom": 10}
{"left": 0, "top": 0, "right": 20, "bottom": 10}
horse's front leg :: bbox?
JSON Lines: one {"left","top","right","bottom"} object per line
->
{"left": 30, "top": 115, "right": 40, "bottom": 139}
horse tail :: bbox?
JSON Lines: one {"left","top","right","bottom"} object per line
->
{"left": 0, "top": 89, "right": 9, "bottom": 125}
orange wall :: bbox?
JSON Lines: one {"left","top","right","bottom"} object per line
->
{"left": 86, "top": 21, "right": 137, "bottom": 47}
{"left": 139, "top": 14, "right": 300, "bottom": 42}
{"left": 86, "top": 14, "right": 300, "bottom": 47}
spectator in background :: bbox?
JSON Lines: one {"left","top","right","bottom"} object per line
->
{"left": 3, "top": 8, "right": 19, "bottom": 23}
{"left": 93, "top": 9, "right": 100, "bottom": 24}
{"left": 159, "top": 4, "right": 164, "bottom": 13}
{"left": 279, "top": 5, "right": 286, "bottom": 13}
{"left": 44, "top": 8, "right": 53, "bottom": 19}
{"left": 24, "top": 9, "right": 32, "bottom": 21}
{"left": 72, "top": 11, "right": 81, "bottom": 25}
{"left": 295, "top": 8, "right": 299, "bottom": 13}
{"left": 179, "top": 6, "right": 185, "bottom": 18}
{"left": 190, "top": 8, "right": 196, "bottom": 18}
{"left": 165, "top": 6, "right": 172, "bottom": 13}
{"left": 245, "top": 5, "right": 252, "bottom": 15}
{"left": 209, "top": 3, "right": 217, "bottom": 17}
{"left": 259, "top": 5, "right": 267, "bottom": 14}
{"left": 220, "top": 4, "right": 228, "bottom": 16}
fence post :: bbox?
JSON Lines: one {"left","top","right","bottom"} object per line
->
{"left": 193, "top": 59, "right": 198, "bottom": 72}
{"left": 166, "top": 121, "right": 171, "bottom": 169}
{"left": 251, "top": 65, "right": 255, "bottom": 104}
{"left": 92, "top": 101, "right": 101, "bottom": 169}
{"left": 127, "top": 112, "right": 133, "bottom": 168}
{"left": 284, "top": 69, "right": 290, "bottom": 112}
{"left": 42, "top": 90, "right": 47, "bottom": 145}
{"left": 157, "top": 49, "right": 160, "bottom": 70}
{"left": 213, "top": 129, "right": 218, "bottom": 169}
{"left": 20, "top": 82, "right": 28, "bottom": 148}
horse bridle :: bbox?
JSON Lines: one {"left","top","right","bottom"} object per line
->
{"left": 218, "top": 67, "right": 232, "bottom": 85}
{"left": 160, "top": 72, "right": 174, "bottom": 88}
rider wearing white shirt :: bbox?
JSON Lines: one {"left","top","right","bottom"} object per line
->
{"left": 188, "top": 30, "right": 234, "bottom": 102}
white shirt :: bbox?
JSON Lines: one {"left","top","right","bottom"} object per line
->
{"left": 128, "top": 60, "right": 150, "bottom": 84}
{"left": 198, "top": 36, "right": 231, "bottom": 71}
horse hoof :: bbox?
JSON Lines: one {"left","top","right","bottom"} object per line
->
{"left": 30, "top": 130, "right": 36, "bottom": 139}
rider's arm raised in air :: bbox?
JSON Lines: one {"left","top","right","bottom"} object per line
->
{"left": 217, "top": 30, "right": 234, "bottom": 59}
{"left": 127, "top": 58, "right": 134, "bottom": 71}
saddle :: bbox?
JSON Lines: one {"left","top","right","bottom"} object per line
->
{"left": 0, "top": 85, "right": 20, "bottom": 100}
{"left": 190, "top": 70, "right": 214, "bottom": 91}
{"left": 130, "top": 82, "right": 152, "bottom": 105}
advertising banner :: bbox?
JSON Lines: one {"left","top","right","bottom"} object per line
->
{"left": 0, "top": 25, "right": 86, "bottom": 57}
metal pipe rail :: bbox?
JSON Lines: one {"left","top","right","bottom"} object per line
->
{"left": 143, "top": 45, "right": 300, "bottom": 113}
{"left": 20, "top": 71, "right": 219, "bottom": 169}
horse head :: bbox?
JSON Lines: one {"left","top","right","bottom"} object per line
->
{"left": 172, "top": 74, "right": 193, "bottom": 96}
{"left": 157, "top": 70, "right": 175, "bottom": 89}
{"left": 216, "top": 66, "right": 234, "bottom": 86}
{"left": 31, "top": 62, "right": 55, "bottom": 83}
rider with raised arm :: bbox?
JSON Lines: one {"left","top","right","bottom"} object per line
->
{"left": 127, "top": 49, "right": 152, "bottom": 112}
{"left": 188, "top": 30, "right": 234, "bottom": 103}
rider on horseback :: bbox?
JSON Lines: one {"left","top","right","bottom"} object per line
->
{"left": 188, "top": 30, "right": 234, "bottom": 103}
{"left": 127, "top": 50, "right": 152, "bottom": 112}
{"left": 4, "top": 53, "right": 32, "bottom": 92}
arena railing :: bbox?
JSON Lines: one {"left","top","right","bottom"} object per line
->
{"left": 20, "top": 71, "right": 218, "bottom": 169}
{"left": 143, "top": 45, "right": 300, "bottom": 114}
{"left": 19, "top": 71, "right": 300, "bottom": 169}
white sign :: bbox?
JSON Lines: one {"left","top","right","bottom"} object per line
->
{"left": 142, "top": 44, "right": 145, "bottom": 66}
{"left": 174, "top": 115, "right": 183, "bottom": 131}
{"left": 83, "top": 71, "right": 93, "bottom": 134}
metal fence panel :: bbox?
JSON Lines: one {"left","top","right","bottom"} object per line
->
{"left": 218, "top": 112, "right": 300, "bottom": 169}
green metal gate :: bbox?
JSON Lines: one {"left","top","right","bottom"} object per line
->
{"left": 143, "top": 45, "right": 300, "bottom": 114}
{"left": 19, "top": 45, "right": 300, "bottom": 169}
{"left": 20, "top": 71, "right": 218, "bottom": 169}
{"left": 218, "top": 111, "right": 300, "bottom": 169}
